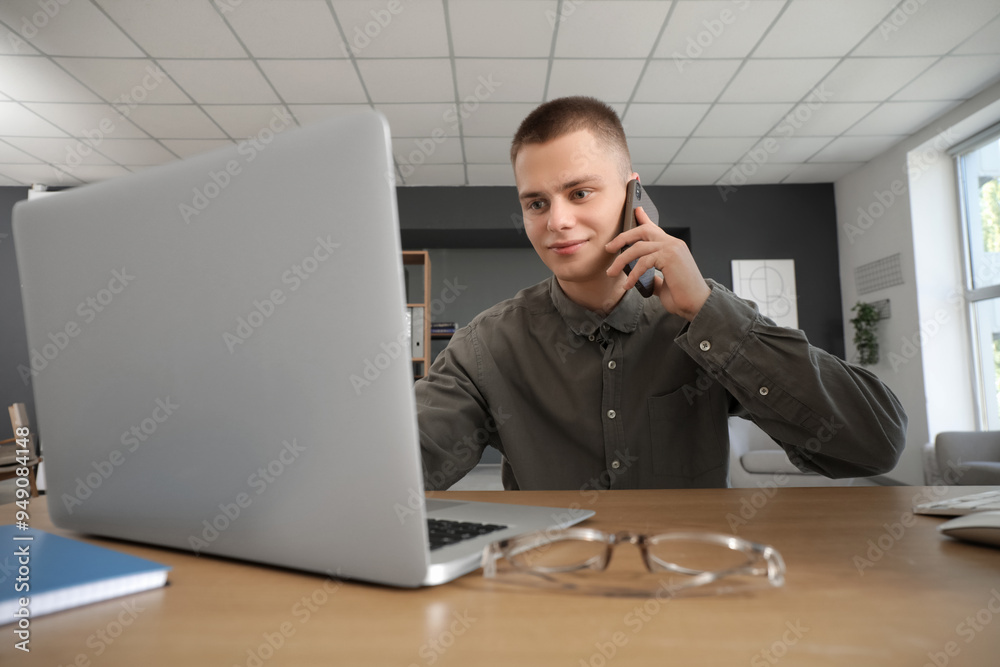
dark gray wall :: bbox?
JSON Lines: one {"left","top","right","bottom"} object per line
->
{"left": 0, "top": 181, "right": 844, "bottom": 444}
{"left": 399, "top": 184, "right": 845, "bottom": 357}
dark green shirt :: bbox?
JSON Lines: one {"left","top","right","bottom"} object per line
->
{"left": 416, "top": 277, "right": 906, "bottom": 490}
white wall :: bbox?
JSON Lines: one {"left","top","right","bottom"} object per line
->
{"left": 835, "top": 80, "right": 1000, "bottom": 485}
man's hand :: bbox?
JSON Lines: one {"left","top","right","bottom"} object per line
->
{"left": 604, "top": 205, "right": 711, "bottom": 321}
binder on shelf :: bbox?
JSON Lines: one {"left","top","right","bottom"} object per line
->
{"left": 411, "top": 306, "right": 424, "bottom": 358}
{"left": 0, "top": 526, "right": 170, "bottom": 624}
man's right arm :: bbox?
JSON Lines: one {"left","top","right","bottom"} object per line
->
{"left": 415, "top": 326, "right": 494, "bottom": 490}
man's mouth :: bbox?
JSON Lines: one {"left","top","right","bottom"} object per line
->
{"left": 549, "top": 240, "right": 586, "bottom": 255}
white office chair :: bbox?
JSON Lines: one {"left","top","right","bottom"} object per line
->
{"left": 727, "top": 417, "right": 863, "bottom": 488}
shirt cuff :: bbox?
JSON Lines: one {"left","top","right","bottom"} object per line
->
{"left": 675, "top": 279, "right": 758, "bottom": 370}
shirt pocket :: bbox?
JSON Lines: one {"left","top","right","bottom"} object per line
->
{"left": 647, "top": 386, "right": 728, "bottom": 482}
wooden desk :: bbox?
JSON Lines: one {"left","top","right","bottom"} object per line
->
{"left": 2, "top": 487, "right": 999, "bottom": 666}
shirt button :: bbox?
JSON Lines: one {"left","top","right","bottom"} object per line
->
{"left": 699, "top": 340, "right": 711, "bottom": 351}
{"left": 611, "top": 460, "right": 621, "bottom": 470}
{"left": 588, "top": 334, "right": 596, "bottom": 342}
{"left": 608, "top": 360, "right": 617, "bottom": 370}
{"left": 759, "top": 386, "right": 769, "bottom": 396}
{"left": 607, "top": 409, "right": 617, "bottom": 419}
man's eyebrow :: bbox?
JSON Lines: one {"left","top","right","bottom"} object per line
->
{"left": 518, "top": 175, "right": 605, "bottom": 201}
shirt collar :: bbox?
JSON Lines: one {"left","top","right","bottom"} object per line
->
{"left": 547, "top": 276, "right": 646, "bottom": 337}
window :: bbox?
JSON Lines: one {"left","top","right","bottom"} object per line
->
{"left": 957, "top": 126, "right": 1000, "bottom": 428}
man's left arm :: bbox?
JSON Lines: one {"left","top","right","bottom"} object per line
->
{"left": 676, "top": 282, "right": 907, "bottom": 478}
{"left": 607, "top": 206, "right": 907, "bottom": 478}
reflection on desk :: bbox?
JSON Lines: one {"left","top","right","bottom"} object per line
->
{"left": 1, "top": 486, "right": 999, "bottom": 666}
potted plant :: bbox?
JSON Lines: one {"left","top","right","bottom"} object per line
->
{"left": 850, "top": 302, "right": 880, "bottom": 366}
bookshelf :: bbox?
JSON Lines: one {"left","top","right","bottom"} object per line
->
{"left": 402, "top": 251, "right": 431, "bottom": 380}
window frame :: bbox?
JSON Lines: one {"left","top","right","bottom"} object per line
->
{"left": 953, "top": 122, "right": 1000, "bottom": 429}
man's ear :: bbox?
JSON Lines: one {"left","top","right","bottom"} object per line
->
{"left": 631, "top": 171, "right": 640, "bottom": 182}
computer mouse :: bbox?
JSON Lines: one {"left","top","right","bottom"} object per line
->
{"left": 938, "top": 510, "right": 1000, "bottom": 548}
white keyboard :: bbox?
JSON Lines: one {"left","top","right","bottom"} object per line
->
{"left": 913, "top": 489, "right": 1000, "bottom": 517}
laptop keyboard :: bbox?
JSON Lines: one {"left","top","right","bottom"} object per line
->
{"left": 427, "top": 518, "right": 507, "bottom": 551}
{"left": 913, "top": 489, "right": 1000, "bottom": 516}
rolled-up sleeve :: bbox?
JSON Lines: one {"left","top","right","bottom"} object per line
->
{"left": 675, "top": 281, "right": 907, "bottom": 478}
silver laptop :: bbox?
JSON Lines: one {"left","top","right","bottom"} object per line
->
{"left": 12, "top": 109, "right": 592, "bottom": 587}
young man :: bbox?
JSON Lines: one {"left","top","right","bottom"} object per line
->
{"left": 416, "top": 96, "right": 906, "bottom": 491}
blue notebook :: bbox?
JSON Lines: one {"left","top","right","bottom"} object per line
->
{"left": 1, "top": 525, "right": 170, "bottom": 624}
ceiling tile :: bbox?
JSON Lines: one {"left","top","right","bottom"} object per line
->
{"left": 953, "top": 15, "right": 1000, "bottom": 55}
{"left": 201, "top": 105, "right": 297, "bottom": 140}
{"left": 821, "top": 57, "right": 937, "bottom": 102}
{"left": 655, "top": 163, "right": 730, "bottom": 185}
{"left": 547, "top": 59, "right": 645, "bottom": 103}
{"left": 892, "top": 55, "right": 1000, "bottom": 102}
{"left": 782, "top": 162, "right": 866, "bottom": 183}
{"left": 0, "top": 164, "right": 84, "bottom": 186}
{"left": 455, "top": 60, "right": 546, "bottom": 104}
{"left": 22, "top": 103, "right": 146, "bottom": 139}
{"left": 672, "top": 137, "right": 757, "bottom": 163}
{"left": 554, "top": 1, "right": 671, "bottom": 58}
{"left": 0, "top": 1, "right": 142, "bottom": 57}
{"left": 225, "top": 0, "right": 344, "bottom": 58}
{"left": 720, "top": 162, "right": 797, "bottom": 186}
{"left": 287, "top": 104, "right": 373, "bottom": 127}
{"left": 0, "top": 20, "right": 39, "bottom": 55}
{"left": 94, "top": 0, "right": 247, "bottom": 58}
{"left": 356, "top": 59, "right": 453, "bottom": 103}
{"left": 467, "top": 164, "right": 515, "bottom": 186}
{"left": 463, "top": 137, "right": 511, "bottom": 164}
{"left": 0, "top": 173, "right": 25, "bottom": 185}
{"left": 748, "top": 136, "right": 834, "bottom": 163}
{"left": 449, "top": 1, "right": 555, "bottom": 58}
{"left": 753, "top": 0, "right": 898, "bottom": 58}
{"left": 393, "top": 135, "right": 463, "bottom": 165}
{"left": 54, "top": 165, "right": 134, "bottom": 182}
{"left": 55, "top": 59, "right": 189, "bottom": 105}
{"left": 0, "top": 56, "right": 101, "bottom": 102}
{"left": 334, "top": 0, "right": 448, "bottom": 58}
{"left": 0, "top": 102, "right": 68, "bottom": 136}
{"left": 626, "top": 137, "right": 685, "bottom": 165}
{"left": 0, "top": 140, "right": 43, "bottom": 163}
{"left": 845, "top": 100, "right": 961, "bottom": 136}
{"left": 94, "top": 139, "right": 178, "bottom": 165}
{"left": 376, "top": 103, "right": 462, "bottom": 137}
{"left": 693, "top": 103, "right": 793, "bottom": 137}
{"left": 4, "top": 136, "right": 116, "bottom": 166}
{"left": 853, "top": 0, "right": 1000, "bottom": 57}
{"left": 126, "top": 105, "right": 227, "bottom": 139}
{"left": 455, "top": 103, "right": 536, "bottom": 138}
{"left": 720, "top": 59, "right": 839, "bottom": 103}
{"left": 258, "top": 60, "right": 367, "bottom": 104}
{"left": 160, "top": 139, "right": 235, "bottom": 159}
{"left": 778, "top": 102, "right": 878, "bottom": 136}
{"left": 809, "top": 135, "right": 906, "bottom": 163}
{"left": 402, "top": 164, "right": 465, "bottom": 186}
{"left": 655, "top": 0, "right": 784, "bottom": 59}
{"left": 634, "top": 59, "right": 741, "bottom": 103}
{"left": 632, "top": 164, "right": 669, "bottom": 180}
{"left": 158, "top": 60, "right": 280, "bottom": 105}
{"left": 622, "top": 103, "right": 711, "bottom": 136}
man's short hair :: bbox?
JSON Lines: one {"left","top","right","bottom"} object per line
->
{"left": 510, "top": 96, "right": 632, "bottom": 180}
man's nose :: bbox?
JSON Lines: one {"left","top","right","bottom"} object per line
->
{"left": 547, "top": 198, "right": 576, "bottom": 232}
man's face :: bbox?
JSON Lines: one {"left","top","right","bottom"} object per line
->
{"left": 514, "top": 129, "right": 633, "bottom": 288}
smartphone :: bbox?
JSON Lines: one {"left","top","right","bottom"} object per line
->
{"left": 620, "top": 178, "right": 658, "bottom": 298}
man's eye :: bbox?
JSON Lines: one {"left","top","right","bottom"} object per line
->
{"left": 527, "top": 200, "right": 546, "bottom": 211}
{"left": 571, "top": 190, "right": 591, "bottom": 200}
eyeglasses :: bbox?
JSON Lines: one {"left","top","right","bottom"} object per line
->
{"left": 481, "top": 528, "right": 785, "bottom": 597}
